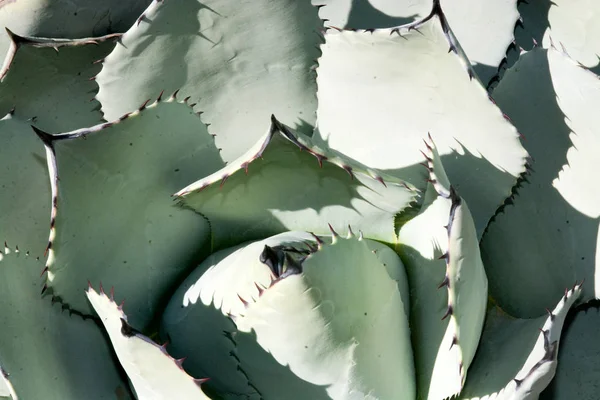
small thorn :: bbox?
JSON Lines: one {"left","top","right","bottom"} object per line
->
{"left": 449, "top": 335, "right": 458, "bottom": 350}
{"left": 347, "top": 225, "right": 354, "bottom": 238}
{"left": 545, "top": 308, "right": 555, "bottom": 321}
{"left": 175, "top": 357, "right": 186, "bottom": 368}
{"left": 194, "top": 378, "right": 210, "bottom": 386}
{"left": 237, "top": 294, "right": 249, "bottom": 307}
{"left": 438, "top": 252, "right": 448, "bottom": 260}
{"left": 328, "top": 223, "right": 339, "bottom": 238}
{"left": 310, "top": 232, "right": 324, "bottom": 245}
{"left": 441, "top": 305, "right": 453, "bottom": 320}
{"left": 219, "top": 175, "right": 229, "bottom": 188}
{"left": 374, "top": 176, "right": 387, "bottom": 187}
{"left": 437, "top": 275, "right": 449, "bottom": 289}
{"left": 254, "top": 282, "right": 265, "bottom": 295}
{"left": 157, "top": 89, "right": 165, "bottom": 102}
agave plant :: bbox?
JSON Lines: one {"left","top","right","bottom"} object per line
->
{"left": 0, "top": 0, "right": 599, "bottom": 399}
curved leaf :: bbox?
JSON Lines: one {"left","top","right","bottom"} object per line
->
{"left": 162, "top": 230, "right": 414, "bottom": 399}
{"left": 97, "top": 0, "right": 322, "bottom": 163}
{"left": 87, "top": 286, "right": 210, "bottom": 400}
{"left": 0, "top": 245, "right": 130, "bottom": 400}
{"left": 0, "top": 113, "right": 51, "bottom": 255}
{"left": 315, "top": 0, "right": 519, "bottom": 85}
{"left": 481, "top": 48, "right": 600, "bottom": 317}
{"left": 315, "top": 6, "right": 528, "bottom": 236}
{"left": 0, "top": 32, "right": 119, "bottom": 132}
{"left": 462, "top": 283, "right": 583, "bottom": 400}
{"left": 0, "top": 0, "right": 150, "bottom": 56}
{"left": 542, "top": 304, "right": 600, "bottom": 399}
{"left": 397, "top": 138, "right": 487, "bottom": 400}
{"left": 37, "top": 95, "right": 223, "bottom": 329}
{"left": 175, "top": 116, "right": 417, "bottom": 248}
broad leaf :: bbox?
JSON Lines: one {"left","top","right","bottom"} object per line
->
{"left": 315, "top": 10, "right": 528, "bottom": 236}
{"left": 0, "top": 113, "right": 50, "bottom": 255}
{"left": 542, "top": 304, "right": 600, "bottom": 399}
{"left": 0, "top": 32, "right": 119, "bottom": 132}
{"left": 162, "top": 230, "right": 414, "bottom": 399}
{"left": 0, "top": 245, "right": 130, "bottom": 400}
{"left": 315, "top": 0, "right": 519, "bottom": 85}
{"left": 0, "top": 0, "right": 150, "bottom": 56}
{"left": 87, "top": 286, "right": 210, "bottom": 400}
{"left": 481, "top": 48, "right": 600, "bottom": 317}
{"left": 397, "top": 138, "right": 487, "bottom": 400}
{"left": 97, "top": 0, "right": 322, "bottom": 163}
{"left": 462, "top": 283, "right": 583, "bottom": 399}
{"left": 37, "top": 96, "right": 223, "bottom": 329}
{"left": 175, "top": 116, "right": 417, "bottom": 248}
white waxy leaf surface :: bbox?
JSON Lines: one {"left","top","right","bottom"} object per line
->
{"left": 87, "top": 287, "right": 210, "bottom": 400}
{"left": 482, "top": 48, "right": 600, "bottom": 317}
{"left": 315, "top": 14, "right": 528, "bottom": 236}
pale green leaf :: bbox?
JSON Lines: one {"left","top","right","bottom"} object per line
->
{"left": 541, "top": 304, "right": 600, "bottom": 399}
{"left": 38, "top": 96, "right": 223, "bottom": 329}
{"left": 0, "top": 0, "right": 151, "bottom": 56}
{"left": 481, "top": 48, "right": 600, "bottom": 317}
{"left": 175, "top": 117, "right": 417, "bottom": 248}
{"left": 0, "top": 113, "right": 50, "bottom": 256}
{"left": 162, "top": 231, "right": 414, "bottom": 399}
{"left": 0, "top": 246, "right": 130, "bottom": 400}
{"left": 315, "top": 0, "right": 519, "bottom": 84}
{"left": 462, "top": 283, "right": 583, "bottom": 400}
{"left": 0, "top": 32, "right": 118, "bottom": 132}
{"left": 87, "top": 286, "right": 210, "bottom": 400}
{"left": 315, "top": 12, "right": 528, "bottom": 236}
{"left": 397, "top": 138, "right": 487, "bottom": 400}
{"left": 97, "top": 0, "right": 322, "bottom": 163}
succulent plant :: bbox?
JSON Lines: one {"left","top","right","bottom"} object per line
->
{"left": 0, "top": 0, "right": 599, "bottom": 399}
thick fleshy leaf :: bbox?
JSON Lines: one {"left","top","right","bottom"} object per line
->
{"left": 517, "top": 0, "right": 600, "bottom": 72}
{"left": 481, "top": 48, "right": 600, "bottom": 317}
{"left": 96, "top": 0, "right": 322, "bottom": 163}
{"left": 542, "top": 304, "right": 600, "bottom": 399}
{"left": 162, "top": 230, "right": 414, "bottom": 399}
{"left": 0, "top": 0, "right": 151, "bottom": 56}
{"left": 315, "top": 7, "right": 528, "bottom": 236}
{"left": 462, "top": 283, "right": 583, "bottom": 399}
{"left": 87, "top": 286, "right": 210, "bottom": 399}
{"left": 0, "top": 245, "right": 130, "bottom": 399}
{"left": 0, "top": 113, "right": 50, "bottom": 255}
{"left": 315, "top": 0, "right": 519, "bottom": 84}
{"left": 0, "top": 32, "right": 119, "bottom": 131}
{"left": 397, "top": 138, "right": 487, "bottom": 400}
{"left": 175, "top": 116, "right": 417, "bottom": 248}
{"left": 37, "top": 95, "right": 223, "bottom": 329}
{"left": 0, "top": 32, "right": 118, "bottom": 131}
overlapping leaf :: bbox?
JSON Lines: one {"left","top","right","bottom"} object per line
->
{"left": 87, "top": 286, "right": 210, "bottom": 399}
{"left": 542, "top": 304, "right": 600, "bottom": 399}
{"left": 0, "top": 246, "right": 130, "bottom": 400}
{"left": 162, "top": 231, "right": 414, "bottom": 399}
{"left": 481, "top": 48, "right": 600, "bottom": 317}
{"left": 0, "top": 0, "right": 150, "bottom": 56}
{"left": 397, "top": 138, "right": 487, "bottom": 400}
{"left": 175, "top": 116, "right": 417, "bottom": 248}
{"left": 0, "top": 113, "right": 50, "bottom": 255}
{"left": 37, "top": 96, "right": 223, "bottom": 329}
{"left": 315, "top": 6, "right": 528, "bottom": 236}
{"left": 0, "top": 32, "right": 118, "bottom": 131}
{"left": 96, "top": 0, "right": 322, "bottom": 163}
{"left": 462, "top": 283, "right": 582, "bottom": 399}
{"left": 315, "top": 0, "right": 519, "bottom": 84}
